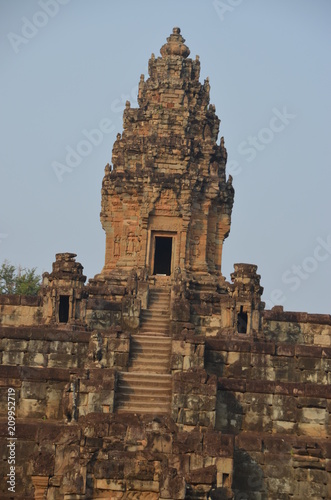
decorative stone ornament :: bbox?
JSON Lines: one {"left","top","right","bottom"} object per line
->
{"left": 160, "top": 27, "right": 191, "bottom": 58}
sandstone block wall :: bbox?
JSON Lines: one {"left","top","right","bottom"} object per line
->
{"left": 0, "top": 316, "right": 330, "bottom": 498}
{"left": 0, "top": 295, "right": 42, "bottom": 327}
{"left": 206, "top": 332, "right": 331, "bottom": 499}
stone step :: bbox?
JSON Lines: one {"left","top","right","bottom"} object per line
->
{"left": 149, "top": 296, "right": 170, "bottom": 304}
{"left": 128, "top": 358, "right": 170, "bottom": 373}
{"left": 143, "top": 308, "right": 169, "bottom": 315}
{"left": 141, "top": 317, "right": 169, "bottom": 323}
{"left": 128, "top": 366, "right": 169, "bottom": 373}
{"left": 149, "top": 290, "right": 170, "bottom": 296}
{"left": 143, "top": 313, "right": 169, "bottom": 319}
{"left": 140, "top": 322, "right": 169, "bottom": 329}
{"left": 140, "top": 323, "right": 169, "bottom": 328}
{"left": 141, "top": 318, "right": 170, "bottom": 326}
{"left": 130, "top": 357, "right": 170, "bottom": 365}
{"left": 116, "top": 404, "right": 170, "bottom": 414}
{"left": 149, "top": 301, "right": 169, "bottom": 306}
{"left": 117, "top": 390, "right": 171, "bottom": 400}
{"left": 130, "top": 355, "right": 170, "bottom": 364}
{"left": 131, "top": 340, "right": 171, "bottom": 348}
{"left": 140, "top": 324, "right": 169, "bottom": 331}
{"left": 117, "top": 384, "right": 171, "bottom": 394}
{"left": 119, "top": 373, "right": 171, "bottom": 386}
{"left": 138, "top": 335, "right": 169, "bottom": 339}
{"left": 117, "top": 380, "right": 172, "bottom": 396}
{"left": 119, "top": 371, "right": 172, "bottom": 379}
{"left": 132, "top": 336, "right": 171, "bottom": 345}
{"left": 132, "top": 334, "right": 171, "bottom": 343}
{"left": 141, "top": 309, "right": 169, "bottom": 316}
{"left": 141, "top": 318, "right": 169, "bottom": 325}
{"left": 139, "top": 329, "right": 169, "bottom": 336}
{"left": 150, "top": 287, "right": 170, "bottom": 291}
{"left": 132, "top": 340, "right": 170, "bottom": 346}
{"left": 148, "top": 302, "right": 169, "bottom": 308}
{"left": 144, "top": 304, "right": 169, "bottom": 310}
{"left": 149, "top": 292, "right": 170, "bottom": 297}
{"left": 150, "top": 294, "right": 169, "bottom": 297}
{"left": 118, "top": 380, "right": 171, "bottom": 388}
{"left": 117, "top": 379, "right": 170, "bottom": 388}
{"left": 129, "top": 363, "right": 169, "bottom": 372}
{"left": 131, "top": 348, "right": 170, "bottom": 357}
{"left": 148, "top": 304, "right": 169, "bottom": 310}
{"left": 117, "top": 378, "right": 171, "bottom": 388}
{"left": 116, "top": 394, "right": 170, "bottom": 403}
{"left": 148, "top": 293, "right": 170, "bottom": 299}
{"left": 131, "top": 346, "right": 171, "bottom": 355}
{"left": 140, "top": 321, "right": 170, "bottom": 329}
{"left": 116, "top": 383, "right": 171, "bottom": 393}
{"left": 149, "top": 294, "right": 170, "bottom": 299}
{"left": 116, "top": 394, "right": 171, "bottom": 403}
{"left": 117, "top": 378, "right": 171, "bottom": 390}
{"left": 115, "top": 393, "right": 170, "bottom": 403}
{"left": 117, "top": 399, "right": 171, "bottom": 408}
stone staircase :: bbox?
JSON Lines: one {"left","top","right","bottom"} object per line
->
{"left": 129, "top": 334, "right": 171, "bottom": 373}
{"left": 115, "top": 287, "right": 172, "bottom": 413}
{"left": 139, "top": 288, "right": 171, "bottom": 336}
{"left": 115, "top": 372, "right": 172, "bottom": 414}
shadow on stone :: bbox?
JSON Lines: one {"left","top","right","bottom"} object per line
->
{"left": 232, "top": 447, "right": 265, "bottom": 500}
{"left": 215, "top": 390, "right": 243, "bottom": 434}
{"left": 204, "top": 350, "right": 226, "bottom": 377}
{"left": 209, "top": 486, "right": 233, "bottom": 499}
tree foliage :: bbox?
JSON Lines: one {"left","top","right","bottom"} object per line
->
{"left": 0, "top": 260, "right": 41, "bottom": 296}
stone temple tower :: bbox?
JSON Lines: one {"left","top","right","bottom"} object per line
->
{"left": 1, "top": 28, "right": 329, "bottom": 500}
{"left": 99, "top": 27, "right": 234, "bottom": 285}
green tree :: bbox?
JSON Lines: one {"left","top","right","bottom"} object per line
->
{"left": 0, "top": 261, "right": 15, "bottom": 294}
{"left": 0, "top": 260, "right": 41, "bottom": 296}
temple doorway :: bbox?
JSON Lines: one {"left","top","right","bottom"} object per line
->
{"left": 153, "top": 236, "right": 173, "bottom": 275}
{"left": 59, "top": 295, "right": 69, "bottom": 323}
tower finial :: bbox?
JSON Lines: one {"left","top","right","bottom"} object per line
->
{"left": 160, "top": 27, "right": 190, "bottom": 58}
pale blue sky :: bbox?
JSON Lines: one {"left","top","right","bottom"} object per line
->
{"left": 1, "top": 0, "right": 330, "bottom": 313}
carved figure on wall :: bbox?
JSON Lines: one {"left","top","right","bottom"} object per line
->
{"left": 126, "top": 232, "right": 137, "bottom": 255}
{"left": 114, "top": 235, "right": 121, "bottom": 257}
{"left": 190, "top": 235, "right": 200, "bottom": 258}
{"left": 62, "top": 378, "right": 78, "bottom": 422}
{"left": 207, "top": 241, "right": 216, "bottom": 262}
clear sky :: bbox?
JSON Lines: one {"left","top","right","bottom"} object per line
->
{"left": 1, "top": 0, "right": 330, "bottom": 313}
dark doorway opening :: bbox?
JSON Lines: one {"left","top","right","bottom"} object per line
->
{"left": 153, "top": 236, "right": 172, "bottom": 275}
{"left": 237, "top": 306, "right": 248, "bottom": 334}
{"left": 59, "top": 295, "right": 69, "bottom": 323}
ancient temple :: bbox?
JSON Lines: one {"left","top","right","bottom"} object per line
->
{"left": 0, "top": 28, "right": 330, "bottom": 500}
{"left": 99, "top": 27, "right": 233, "bottom": 281}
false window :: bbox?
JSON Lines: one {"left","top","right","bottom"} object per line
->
{"left": 237, "top": 306, "right": 248, "bottom": 334}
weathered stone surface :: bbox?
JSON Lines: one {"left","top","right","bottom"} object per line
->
{"left": 0, "top": 26, "right": 330, "bottom": 500}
